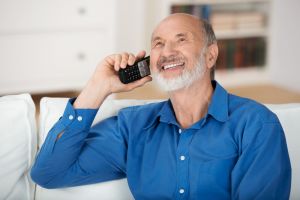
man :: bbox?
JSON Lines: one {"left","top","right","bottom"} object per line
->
{"left": 31, "top": 13, "right": 291, "bottom": 199}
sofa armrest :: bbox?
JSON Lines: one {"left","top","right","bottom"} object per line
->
{"left": 266, "top": 103, "right": 300, "bottom": 199}
{"left": 0, "top": 94, "right": 37, "bottom": 200}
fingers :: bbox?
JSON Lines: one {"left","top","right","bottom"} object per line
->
{"left": 95, "top": 51, "right": 149, "bottom": 95}
{"left": 110, "top": 51, "right": 146, "bottom": 71}
{"left": 120, "top": 53, "right": 129, "bottom": 68}
{"left": 135, "top": 50, "right": 146, "bottom": 61}
{"left": 113, "top": 54, "right": 122, "bottom": 71}
{"left": 128, "top": 53, "right": 135, "bottom": 66}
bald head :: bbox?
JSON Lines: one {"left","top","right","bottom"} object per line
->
{"left": 157, "top": 13, "right": 201, "bottom": 27}
{"left": 152, "top": 13, "right": 202, "bottom": 43}
{"left": 152, "top": 13, "right": 217, "bottom": 48}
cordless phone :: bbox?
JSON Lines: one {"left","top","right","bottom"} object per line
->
{"left": 118, "top": 56, "right": 150, "bottom": 84}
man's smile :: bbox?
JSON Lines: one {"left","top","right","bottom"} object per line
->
{"left": 162, "top": 62, "right": 185, "bottom": 70}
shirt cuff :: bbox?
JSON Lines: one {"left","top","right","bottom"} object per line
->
{"left": 60, "top": 98, "right": 99, "bottom": 130}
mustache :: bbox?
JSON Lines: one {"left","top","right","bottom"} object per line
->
{"left": 157, "top": 55, "right": 185, "bottom": 67}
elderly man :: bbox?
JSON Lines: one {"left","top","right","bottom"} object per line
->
{"left": 31, "top": 13, "right": 291, "bottom": 199}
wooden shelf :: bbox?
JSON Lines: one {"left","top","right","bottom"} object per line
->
{"left": 226, "top": 84, "right": 300, "bottom": 104}
{"left": 170, "top": 0, "right": 270, "bottom": 6}
{"left": 215, "top": 67, "right": 270, "bottom": 87}
{"left": 215, "top": 28, "right": 267, "bottom": 39}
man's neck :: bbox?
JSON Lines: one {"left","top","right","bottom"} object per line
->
{"left": 169, "top": 78, "right": 213, "bottom": 129}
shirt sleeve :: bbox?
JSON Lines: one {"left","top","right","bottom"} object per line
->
{"left": 231, "top": 117, "right": 291, "bottom": 199}
{"left": 30, "top": 98, "right": 128, "bottom": 189}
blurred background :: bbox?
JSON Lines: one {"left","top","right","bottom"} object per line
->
{"left": 1, "top": 0, "right": 300, "bottom": 104}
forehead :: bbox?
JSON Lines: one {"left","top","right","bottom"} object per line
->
{"left": 151, "top": 16, "right": 202, "bottom": 41}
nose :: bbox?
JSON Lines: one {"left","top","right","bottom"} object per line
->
{"left": 162, "top": 41, "right": 177, "bottom": 57}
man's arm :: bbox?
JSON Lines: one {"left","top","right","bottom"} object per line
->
{"left": 30, "top": 51, "right": 152, "bottom": 188}
{"left": 231, "top": 115, "right": 291, "bottom": 199}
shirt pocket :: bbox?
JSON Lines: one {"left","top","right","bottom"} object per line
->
{"left": 190, "top": 153, "right": 238, "bottom": 197}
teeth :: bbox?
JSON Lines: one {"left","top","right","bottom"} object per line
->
{"left": 163, "top": 62, "right": 184, "bottom": 70}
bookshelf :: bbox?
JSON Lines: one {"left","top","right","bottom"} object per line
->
{"left": 168, "top": 0, "right": 271, "bottom": 87}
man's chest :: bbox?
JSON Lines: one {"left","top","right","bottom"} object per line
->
{"left": 125, "top": 123, "right": 238, "bottom": 199}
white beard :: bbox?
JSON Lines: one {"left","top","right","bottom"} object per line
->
{"left": 153, "top": 52, "right": 206, "bottom": 92}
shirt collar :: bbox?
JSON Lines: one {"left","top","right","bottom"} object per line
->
{"left": 143, "top": 100, "right": 178, "bottom": 130}
{"left": 207, "top": 80, "right": 229, "bottom": 123}
{"left": 158, "top": 100, "right": 179, "bottom": 126}
{"left": 145, "top": 80, "right": 229, "bottom": 129}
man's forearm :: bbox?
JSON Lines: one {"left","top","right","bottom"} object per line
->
{"left": 31, "top": 100, "right": 98, "bottom": 188}
{"left": 74, "top": 74, "right": 111, "bottom": 109}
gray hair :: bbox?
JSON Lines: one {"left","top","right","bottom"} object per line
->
{"left": 200, "top": 19, "right": 217, "bottom": 80}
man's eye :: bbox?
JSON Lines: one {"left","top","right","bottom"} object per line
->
{"left": 155, "top": 42, "right": 163, "bottom": 47}
{"left": 178, "top": 37, "right": 186, "bottom": 42}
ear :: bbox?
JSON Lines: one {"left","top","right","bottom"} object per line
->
{"left": 205, "top": 43, "right": 218, "bottom": 69}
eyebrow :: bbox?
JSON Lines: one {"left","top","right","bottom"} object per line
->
{"left": 175, "top": 32, "right": 188, "bottom": 38}
{"left": 151, "top": 36, "right": 162, "bottom": 43}
{"left": 152, "top": 32, "right": 189, "bottom": 41}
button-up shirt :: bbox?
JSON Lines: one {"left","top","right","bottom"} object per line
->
{"left": 31, "top": 81, "right": 291, "bottom": 200}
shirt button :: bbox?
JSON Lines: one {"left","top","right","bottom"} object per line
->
{"left": 68, "top": 115, "right": 74, "bottom": 120}
{"left": 180, "top": 155, "right": 186, "bottom": 161}
{"left": 77, "top": 116, "right": 83, "bottom": 121}
{"left": 179, "top": 188, "right": 185, "bottom": 194}
{"left": 178, "top": 129, "right": 182, "bottom": 134}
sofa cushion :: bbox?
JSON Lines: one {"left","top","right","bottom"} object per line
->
{"left": 38, "top": 97, "right": 159, "bottom": 200}
{"left": 0, "top": 93, "right": 37, "bottom": 200}
{"left": 38, "top": 97, "right": 159, "bottom": 146}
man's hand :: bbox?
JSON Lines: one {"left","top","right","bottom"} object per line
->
{"left": 96, "top": 51, "right": 152, "bottom": 94}
{"left": 73, "top": 51, "right": 152, "bottom": 109}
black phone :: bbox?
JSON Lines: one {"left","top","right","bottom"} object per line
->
{"left": 118, "top": 56, "right": 150, "bottom": 84}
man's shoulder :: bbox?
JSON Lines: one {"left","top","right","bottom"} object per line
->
{"left": 228, "top": 93, "right": 279, "bottom": 124}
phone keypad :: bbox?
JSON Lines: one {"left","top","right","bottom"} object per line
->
{"left": 118, "top": 56, "right": 150, "bottom": 84}
{"left": 126, "top": 68, "right": 141, "bottom": 80}
{"left": 122, "top": 66, "right": 142, "bottom": 83}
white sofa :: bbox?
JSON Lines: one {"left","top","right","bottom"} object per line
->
{"left": 0, "top": 93, "right": 299, "bottom": 200}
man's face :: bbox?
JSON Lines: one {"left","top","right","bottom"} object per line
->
{"left": 150, "top": 15, "right": 207, "bottom": 90}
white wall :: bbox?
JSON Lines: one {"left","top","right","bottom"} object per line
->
{"left": 114, "top": 0, "right": 170, "bottom": 54}
{"left": 143, "top": 0, "right": 170, "bottom": 51}
{"left": 269, "top": 0, "right": 300, "bottom": 92}
{"left": 114, "top": 0, "right": 147, "bottom": 54}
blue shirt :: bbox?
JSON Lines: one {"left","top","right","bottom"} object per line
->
{"left": 31, "top": 81, "right": 291, "bottom": 200}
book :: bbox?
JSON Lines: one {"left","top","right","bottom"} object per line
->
{"left": 216, "top": 37, "right": 266, "bottom": 70}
